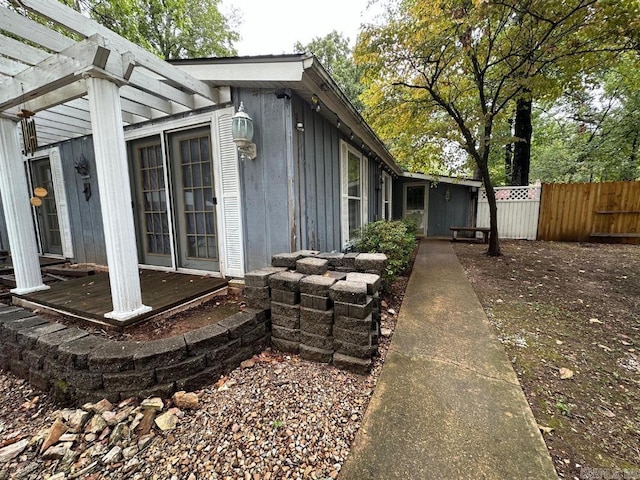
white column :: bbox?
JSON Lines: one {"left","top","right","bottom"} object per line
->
{"left": 85, "top": 75, "right": 151, "bottom": 321}
{"left": 0, "top": 118, "right": 49, "bottom": 295}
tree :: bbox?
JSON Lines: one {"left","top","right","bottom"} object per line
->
{"left": 356, "top": 0, "right": 639, "bottom": 256}
{"left": 66, "top": 0, "right": 239, "bottom": 60}
{"left": 295, "top": 31, "right": 364, "bottom": 110}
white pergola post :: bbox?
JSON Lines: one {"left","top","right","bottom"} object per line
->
{"left": 85, "top": 74, "right": 151, "bottom": 321}
{"left": 0, "top": 118, "right": 49, "bottom": 295}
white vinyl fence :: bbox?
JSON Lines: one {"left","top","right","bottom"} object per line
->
{"left": 477, "top": 186, "right": 541, "bottom": 240}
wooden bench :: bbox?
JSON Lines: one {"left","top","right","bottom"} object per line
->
{"left": 450, "top": 226, "right": 491, "bottom": 244}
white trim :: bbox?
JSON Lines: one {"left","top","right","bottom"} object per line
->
{"left": 382, "top": 171, "right": 392, "bottom": 220}
{"left": 340, "top": 140, "right": 367, "bottom": 245}
{"left": 402, "top": 171, "right": 482, "bottom": 188}
{"left": 24, "top": 146, "right": 74, "bottom": 259}
{"left": 124, "top": 111, "right": 216, "bottom": 141}
{"left": 403, "top": 182, "right": 429, "bottom": 235}
{"left": 159, "top": 133, "right": 177, "bottom": 271}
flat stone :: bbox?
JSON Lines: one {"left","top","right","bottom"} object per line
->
{"left": 36, "top": 327, "right": 89, "bottom": 356}
{"left": 123, "top": 445, "right": 138, "bottom": 459}
{"left": 102, "top": 445, "right": 122, "bottom": 464}
{"left": 317, "top": 252, "right": 345, "bottom": 267}
{"left": 172, "top": 391, "right": 199, "bottom": 410}
{"left": 136, "top": 409, "right": 156, "bottom": 436}
{"left": 325, "top": 271, "right": 348, "bottom": 281}
{"left": 89, "top": 398, "right": 114, "bottom": 413}
{"left": 1, "top": 315, "right": 48, "bottom": 342}
{"left": 140, "top": 397, "right": 164, "bottom": 411}
{"left": 40, "top": 418, "right": 67, "bottom": 454}
{"left": 346, "top": 272, "right": 382, "bottom": 295}
{"left": 155, "top": 412, "right": 178, "bottom": 431}
{"left": 109, "top": 423, "right": 129, "bottom": 446}
{"left": 300, "top": 344, "right": 333, "bottom": 363}
{"left": 88, "top": 341, "right": 140, "bottom": 373}
{"left": 332, "top": 353, "right": 372, "bottom": 374}
{"left": 244, "top": 267, "right": 287, "bottom": 287}
{"left": 294, "top": 249, "right": 320, "bottom": 257}
{"left": 330, "top": 281, "right": 368, "bottom": 305}
{"left": 183, "top": 323, "right": 230, "bottom": 356}
{"left": 85, "top": 414, "right": 107, "bottom": 434}
{"left": 16, "top": 322, "right": 67, "bottom": 349}
{"left": 271, "top": 252, "right": 303, "bottom": 268}
{"left": 342, "top": 252, "right": 359, "bottom": 269}
{"left": 132, "top": 335, "right": 187, "bottom": 370}
{"left": 42, "top": 442, "right": 72, "bottom": 460}
{"left": 268, "top": 271, "right": 306, "bottom": 292}
{"left": 299, "top": 275, "right": 337, "bottom": 296}
{"left": 217, "top": 311, "right": 257, "bottom": 339}
{"left": 300, "top": 331, "right": 334, "bottom": 350}
{"left": 67, "top": 409, "right": 91, "bottom": 431}
{"left": 354, "top": 253, "right": 387, "bottom": 274}
{"left": 57, "top": 335, "right": 105, "bottom": 369}
{"left": 296, "top": 257, "right": 329, "bottom": 275}
{"left": 0, "top": 438, "right": 29, "bottom": 462}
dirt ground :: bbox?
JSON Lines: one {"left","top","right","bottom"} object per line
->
{"left": 453, "top": 240, "right": 640, "bottom": 479}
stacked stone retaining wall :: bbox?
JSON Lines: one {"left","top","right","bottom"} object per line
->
{"left": 0, "top": 305, "right": 269, "bottom": 404}
{"left": 243, "top": 250, "right": 387, "bottom": 374}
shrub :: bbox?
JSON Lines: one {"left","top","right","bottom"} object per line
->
{"left": 353, "top": 220, "right": 417, "bottom": 289}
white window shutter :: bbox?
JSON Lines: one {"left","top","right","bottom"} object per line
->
{"left": 49, "top": 148, "right": 74, "bottom": 259}
{"left": 212, "top": 107, "right": 245, "bottom": 277}
{"left": 340, "top": 140, "right": 349, "bottom": 246}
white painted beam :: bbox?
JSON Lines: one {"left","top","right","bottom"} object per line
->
{"left": 0, "top": 33, "right": 50, "bottom": 65}
{"left": 0, "top": 7, "right": 74, "bottom": 52}
{"left": 21, "top": 0, "right": 220, "bottom": 103}
{"left": 0, "top": 35, "right": 110, "bottom": 111}
{"left": 85, "top": 75, "right": 151, "bottom": 321}
{"left": 0, "top": 56, "right": 29, "bottom": 76}
{"left": 0, "top": 118, "right": 49, "bottom": 294}
{"left": 15, "top": 82, "right": 88, "bottom": 115}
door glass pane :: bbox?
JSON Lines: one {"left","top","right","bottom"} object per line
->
{"left": 407, "top": 186, "right": 425, "bottom": 210}
{"left": 348, "top": 198, "right": 361, "bottom": 238}
{"left": 31, "top": 159, "right": 63, "bottom": 255}
{"left": 136, "top": 143, "right": 170, "bottom": 257}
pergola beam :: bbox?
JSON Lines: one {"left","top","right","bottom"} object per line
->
{"left": 0, "top": 33, "right": 50, "bottom": 66}
{"left": 21, "top": 0, "right": 220, "bottom": 104}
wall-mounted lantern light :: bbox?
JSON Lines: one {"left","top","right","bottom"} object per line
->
{"left": 231, "top": 102, "right": 257, "bottom": 160}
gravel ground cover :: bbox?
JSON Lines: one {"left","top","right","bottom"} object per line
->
{"left": 0, "top": 274, "right": 408, "bottom": 480}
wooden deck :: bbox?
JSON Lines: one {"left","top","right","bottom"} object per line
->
{"left": 0, "top": 256, "right": 67, "bottom": 274}
{"left": 14, "top": 269, "right": 228, "bottom": 326}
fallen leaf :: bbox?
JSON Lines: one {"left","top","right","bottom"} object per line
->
{"left": 538, "top": 425, "right": 554, "bottom": 434}
{"left": 559, "top": 367, "right": 574, "bottom": 379}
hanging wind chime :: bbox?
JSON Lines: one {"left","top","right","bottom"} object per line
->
{"left": 17, "top": 108, "right": 37, "bottom": 156}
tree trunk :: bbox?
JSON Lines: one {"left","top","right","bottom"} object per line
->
{"left": 512, "top": 96, "right": 532, "bottom": 186}
{"left": 505, "top": 118, "right": 513, "bottom": 185}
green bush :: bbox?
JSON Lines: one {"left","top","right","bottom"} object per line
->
{"left": 353, "top": 220, "right": 417, "bottom": 289}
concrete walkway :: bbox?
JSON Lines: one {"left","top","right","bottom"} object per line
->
{"left": 340, "top": 240, "right": 558, "bottom": 480}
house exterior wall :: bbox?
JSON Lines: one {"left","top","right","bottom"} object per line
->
{"left": 427, "top": 182, "right": 475, "bottom": 236}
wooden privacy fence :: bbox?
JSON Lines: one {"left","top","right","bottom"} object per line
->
{"left": 537, "top": 181, "right": 640, "bottom": 243}
{"left": 477, "top": 186, "right": 541, "bottom": 240}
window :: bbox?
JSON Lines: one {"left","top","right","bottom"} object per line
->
{"left": 341, "top": 141, "right": 368, "bottom": 244}
{"left": 382, "top": 172, "right": 392, "bottom": 220}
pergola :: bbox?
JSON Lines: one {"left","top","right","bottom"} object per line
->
{"left": 0, "top": 1, "right": 228, "bottom": 321}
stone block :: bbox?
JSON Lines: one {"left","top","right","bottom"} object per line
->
{"left": 9, "top": 358, "right": 29, "bottom": 378}
{"left": 271, "top": 289, "right": 300, "bottom": 305}
{"left": 0, "top": 353, "right": 9, "bottom": 370}
{"left": 245, "top": 297, "right": 271, "bottom": 310}
{"left": 329, "top": 281, "right": 368, "bottom": 305}
{"left": 21, "top": 349, "right": 43, "bottom": 370}
{"left": 317, "top": 252, "right": 344, "bottom": 268}
{"left": 332, "top": 353, "right": 372, "bottom": 374}
{"left": 222, "top": 346, "right": 253, "bottom": 371}
{"left": 343, "top": 252, "right": 359, "bottom": 269}
{"left": 16, "top": 323, "right": 67, "bottom": 349}
{"left": 176, "top": 365, "right": 223, "bottom": 392}
{"left": 271, "top": 313, "right": 299, "bottom": 330}
{"left": 37, "top": 327, "right": 89, "bottom": 357}
{"left": 272, "top": 325, "right": 300, "bottom": 343}
{"left": 355, "top": 253, "right": 387, "bottom": 274}
{"left": 205, "top": 338, "right": 241, "bottom": 366}
{"left": 66, "top": 369, "right": 104, "bottom": 391}
{"left": 244, "top": 267, "right": 287, "bottom": 288}
{"left": 271, "top": 302, "right": 300, "bottom": 319}
{"left": 325, "top": 271, "right": 348, "bottom": 281}
{"left": 248, "top": 308, "right": 268, "bottom": 324}
{"left": 183, "top": 323, "right": 230, "bottom": 356}
{"left": 1, "top": 342, "right": 22, "bottom": 361}
{"left": 88, "top": 341, "right": 139, "bottom": 373}
{"left": 335, "top": 313, "right": 374, "bottom": 331}
{"left": 57, "top": 335, "right": 105, "bottom": 369}
{"left": 29, "top": 368, "right": 51, "bottom": 391}
{"left": 300, "top": 345, "right": 333, "bottom": 364}
{"left": 345, "top": 272, "right": 381, "bottom": 295}
{"left": 244, "top": 285, "right": 270, "bottom": 301}
{"left": 241, "top": 322, "right": 267, "bottom": 346}
{"left": 334, "top": 299, "right": 373, "bottom": 320}
{"left": 300, "top": 318, "right": 333, "bottom": 337}
{"left": 300, "top": 332, "right": 333, "bottom": 350}
{"left": 333, "top": 327, "right": 371, "bottom": 346}
{"left": 268, "top": 271, "right": 306, "bottom": 292}
{"left": 74, "top": 389, "right": 121, "bottom": 405}
{"left": 295, "top": 257, "right": 329, "bottom": 275}
{"left": 300, "top": 307, "right": 333, "bottom": 325}
{"left": 271, "top": 252, "right": 303, "bottom": 268}
{"left": 252, "top": 333, "right": 271, "bottom": 354}
{"left": 1, "top": 316, "right": 49, "bottom": 342}
{"left": 133, "top": 336, "right": 188, "bottom": 371}
{"left": 334, "top": 339, "right": 374, "bottom": 359}
{"left": 155, "top": 355, "right": 206, "bottom": 384}
{"left": 43, "top": 357, "right": 68, "bottom": 379}
{"left": 103, "top": 370, "right": 156, "bottom": 391}
{"left": 300, "top": 294, "right": 332, "bottom": 311}
{"left": 295, "top": 250, "right": 321, "bottom": 257}
{"left": 0, "top": 309, "right": 37, "bottom": 325}
{"left": 119, "top": 382, "right": 176, "bottom": 402}
{"left": 218, "top": 311, "right": 258, "bottom": 339}
{"left": 299, "top": 275, "right": 337, "bottom": 296}
{"left": 271, "top": 337, "right": 299, "bottom": 354}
